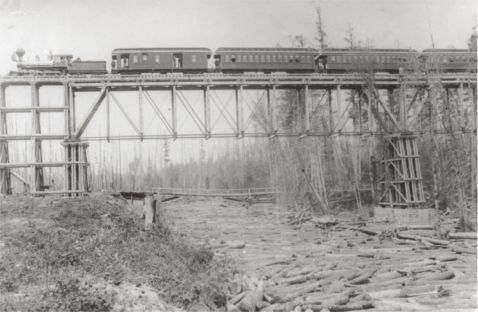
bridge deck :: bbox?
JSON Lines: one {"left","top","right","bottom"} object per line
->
{"left": 1, "top": 73, "right": 476, "bottom": 88}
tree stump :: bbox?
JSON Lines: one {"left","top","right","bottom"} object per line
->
{"left": 143, "top": 195, "right": 157, "bottom": 230}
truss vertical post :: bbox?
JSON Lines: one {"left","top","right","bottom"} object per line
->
{"left": 31, "top": 82, "right": 43, "bottom": 193}
{"left": 304, "top": 85, "right": 310, "bottom": 133}
{"left": 471, "top": 85, "right": 477, "bottom": 199}
{"left": 0, "top": 83, "right": 10, "bottom": 195}
{"left": 335, "top": 85, "right": 341, "bottom": 134}
{"left": 399, "top": 83, "right": 407, "bottom": 130}
{"left": 236, "top": 85, "right": 244, "bottom": 138}
{"left": 106, "top": 87, "right": 110, "bottom": 142}
{"left": 64, "top": 83, "right": 71, "bottom": 138}
{"left": 266, "top": 87, "right": 274, "bottom": 134}
{"left": 204, "top": 85, "right": 211, "bottom": 137}
{"left": 69, "top": 85, "right": 76, "bottom": 134}
{"left": 328, "top": 88, "right": 334, "bottom": 133}
{"left": 365, "top": 87, "right": 376, "bottom": 205}
{"left": 357, "top": 88, "right": 363, "bottom": 132}
{"left": 271, "top": 85, "right": 277, "bottom": 134}
{"left": 138, "top": 85, "right": 143, "bottom": 140}
{"left": 171, "top": 85, "right": 177, "bottom": 138}
{"left": 296, "top": 88, "right": 301, "bottom": 132}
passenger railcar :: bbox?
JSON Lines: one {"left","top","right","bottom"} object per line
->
{"left": 111, "top": 48, "right": 212, "bottom": 73}
{"left": 214, "top": 48, "right": 318, "bottom": 73}
{"left": 317, "top": 49, "right": 419, "bottom": 73}
{"left": 421, "top": 49, "right": 477, "bottom": 72}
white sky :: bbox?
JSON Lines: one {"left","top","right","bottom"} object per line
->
{"left": 0, "top": 0, "right": 477, "bottom": 74}
{"left": 1, "top": 0, "right": 477, "bottom": 190}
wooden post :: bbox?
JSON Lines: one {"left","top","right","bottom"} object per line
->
{"left": 0, "top": 83, "right": 11, "bottom": 194}
{"left": 138, "top": 86, "right": 143, "bottom": 140}
{"left": 106, "top": 87, "right": 110, "bottom": 142}
{"left": 143, "top": 195, "right": 157, "bottom": 230}
{"left": 304, "top": 85, "right": 310, "bottom": 133}
{"left": 429, "top": 86, "right": 441, "bottom": 237}
{"left": 204, "top": 85, "right": 210, "bottom": 137}
{"left": 399, "top": 84, "right": 407, "bottom": 131}
{"left": 472, "top": 86, "right": 477, "bottom": 199}
{"left": 328, "top": 88, "right": 334, "bottom": 133}
{"left": 31, "top": 83, "right": 43, "bottom": 193}
{"left": 171, "top": 85, "right": 177, "bottom": 138}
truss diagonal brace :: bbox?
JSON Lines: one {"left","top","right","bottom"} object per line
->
{"left": 371, "top": 88, "right": 402, "bottom": 132}
{"left": 74, "top": 87, "right": 106, "bottom": 139}
{"left": 110, "top": 91, "right": 143, "bottom": 138}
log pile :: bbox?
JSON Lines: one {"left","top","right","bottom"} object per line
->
{"left": 224, "top": 219, "right": 477, "bottom": 312}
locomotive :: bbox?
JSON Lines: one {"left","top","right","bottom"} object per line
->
{"left": 9, "top": 47, "right": 477, "bottom": 76}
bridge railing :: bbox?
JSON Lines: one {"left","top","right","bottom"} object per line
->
{"left": 152, "top": 187, "right": 281, "bottom": 197}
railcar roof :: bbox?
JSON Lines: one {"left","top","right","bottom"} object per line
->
{"left": 322, "top": 48, "right": 418, "bottom": 53}
{"left": 422, "top": 49, "right": 472, "bottom": 52}
{"left": 215, "top": 47, "right": 318, "bottom": 53}
{"left": 112, "top": 48, "right": 212, "bottom": 53}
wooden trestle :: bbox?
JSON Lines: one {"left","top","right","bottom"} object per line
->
{"left": 0, "top": 73, "right": 476, "bottom": 203}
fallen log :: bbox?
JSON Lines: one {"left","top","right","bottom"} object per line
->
{"left": 399, "top": 284, "right": 449, "bottom": 298}
{"left": 344, "top": 226, "right": 380, "bottom": 236}
{"left": 328, "top": 301, "right": 374, "bottom": 311}
{"left": 305, "top": 289, "right": 359, "bottom": 305}
{"left": 451, "top": 246, "right": 477, "bottom": 255}
{"left": 405, "top": 271, "right": 455, "bottom": 286}
{"left": 345, "top": 268, "right": 378, "bottom": 286}
{"left": 448, "top": 232, "right": 478, "bottom": 240}
{"left": 396, "top": 233, "right": 449, "bottom": 245}
{"left": 370, "top": 271, "right": 403, "bottom": 283}
{"left": 396, "top": 225, "right": 434, "bottom": 231}
{"left": 270, "top": 281, "right": 322, "bottom": 303}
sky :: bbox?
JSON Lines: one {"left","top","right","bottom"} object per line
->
{"left": 0, "top": 0, "right": 477, "bottom": 190}
{"left": 0, "top": 0, "right": 477, "bottom": 74}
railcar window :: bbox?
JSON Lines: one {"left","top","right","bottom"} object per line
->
{"left": 278, "top": 55, "right": 282, "bottom": 62}
{"left": 331, "top": 56, "right": 336, "bottom": 62}
{"left": 306, "top": 56, "right": 311, "bottom": 63}
{"left": 260, "top": 55, "right": 265, "bottom": 62}
{"left": 249, "top": 55, "right": 253, "bottom": 62}
{"left": 255, "top": 55, "right": 259, "bottom": 63}
{"left": 231, "top": 55, "right": 236, "bottom": 63}
{"left": 155, "top": 55, "right": 160, "bottom": 63}
{"left": 192, "top": 55, "right": 197, "bottom": 63}
{"left": 142, "top": 54, "right": 148, "bottom": 62}
{"left": 272, "top": 55, "right": 276, "bottom": 63}
{"left": 133, "top": 55, "right": 138, "bottom": 63}
{"left": 266, "top": 55, "right": 271, "bottom": 63}
{"left": 237, "top": 55, "right": 242, "bottom": 62}
{"left": 225, "top": 55, "right": 230, "bottom": 63}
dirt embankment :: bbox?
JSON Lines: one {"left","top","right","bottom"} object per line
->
{"left": 0, "top": 194, "right": 233, "bottom": 312}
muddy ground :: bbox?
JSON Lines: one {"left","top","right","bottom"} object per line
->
{"left": 0, "top": 194, "right": 477, "bottom": 312}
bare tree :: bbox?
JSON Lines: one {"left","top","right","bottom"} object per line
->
{"left": 468, "top": 23, "right": 477, "bottom": 51}
{"left": 344, "top": 25, "right": 357, "bottom": 49}
{"left": 315, "top": 7, "right": 327, "bottom": 49}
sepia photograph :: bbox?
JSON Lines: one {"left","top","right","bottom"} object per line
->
{"left": 0, "top": 0, "right": 477, "bottom": 311}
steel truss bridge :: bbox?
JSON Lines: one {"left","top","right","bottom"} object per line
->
{"left": 0, "top": 72, "right": 476, "bottom": 206}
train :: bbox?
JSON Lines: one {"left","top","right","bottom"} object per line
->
{"left": 9, "top": 47, "right": 477, "bottom": 76}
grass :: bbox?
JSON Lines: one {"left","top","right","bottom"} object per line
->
{"left": 0, "top": 194, "right": 234, "bottom": 311}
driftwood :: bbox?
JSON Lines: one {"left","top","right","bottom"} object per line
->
{"left": 344, "top": 226, "right": 380, "bottom": 236}
{"left": 451, "top": 246, "right": 477, "bottom": 254}
{"left": 345, "top": 268, "right": 378, "bottom": 286}
{"left": 396, "top": 225, "right": 434, "bottom": 231}
{"left": 396, "top": 232, "right": 449, "bottom": 245}
{"left": 448, "top": 232, "right": 478, "bottom": 240}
